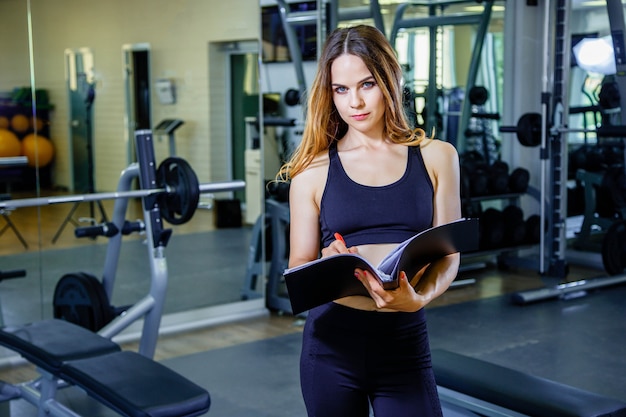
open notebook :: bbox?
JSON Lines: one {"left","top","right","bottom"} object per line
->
{"left": 284, "top": 218, "right": 479, "bottom": 314}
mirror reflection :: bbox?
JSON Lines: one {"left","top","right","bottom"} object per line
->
{"left": 0, "top": 0, "right": 266, "bottom": 357}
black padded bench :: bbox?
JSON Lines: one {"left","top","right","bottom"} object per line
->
{"left": 432, "top": 349, "right": 626, "bottom": 417}
{"left": 0, "top": 319, "right": 211, "bottom": 417}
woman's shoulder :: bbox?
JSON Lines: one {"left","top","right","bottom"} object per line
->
{"left": 291, "top": 150, "right": 330, "bottom": 185}
{"left": 418, "top": 138, "right": 459, "bottom": 175}
{"left": 419, "top": 137, "right": 457, "bottom": 152}
{"left": 419, "top": 138, "right": 458, "bottom": 159}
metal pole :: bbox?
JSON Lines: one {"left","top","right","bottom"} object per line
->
{"left": 0, "top": 181, "right": 246, "bottom": 210}
{"left": 538, "top": 0, "right": 552, "bottom": 274}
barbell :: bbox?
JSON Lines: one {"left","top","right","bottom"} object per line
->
{"left": 500, "top": 112, "right": 613, "bottom": 148}
{"left": 499, "top": 112, "right": 542, "bottom": 147}
{"left": 0, "top": 157, "right": 245, "bottom": 225}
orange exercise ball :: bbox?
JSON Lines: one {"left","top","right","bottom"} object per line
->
{"left": 0, "top": 116, "right": 9, "bottom": 130}
{"left": 21, "top": 133, "right": 55, "bottom": 167}
{"left": 11, "top": 114, "right": 30, "bottom": 133}
{"left": 31, "top": 116, "right": 45, "bottom": 132}
{"left": 0, "top": 128, "right": 21, "bottom": 157}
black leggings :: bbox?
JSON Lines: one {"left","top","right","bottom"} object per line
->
{"left": 300, "top": 303, "right": 442, "bottom": 417}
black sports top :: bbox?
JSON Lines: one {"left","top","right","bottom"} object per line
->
{"left": 319, "top": 143, "right": 434, "bottom": 248}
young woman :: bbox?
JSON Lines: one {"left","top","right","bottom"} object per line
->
{"left": 278, "top": 25, "right": 461, "bottom": 417}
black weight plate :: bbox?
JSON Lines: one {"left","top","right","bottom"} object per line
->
{"left": 53, "top": 272, "right": 113, "bottom": 331}
{"left": 517, "top": 113, "right": 542, "bottom": 147}
{"left": 601, "top": 220, "right": 626, "bottom": 276}
{"left": 157, "top": 157, "right": 200, "bottom": 225}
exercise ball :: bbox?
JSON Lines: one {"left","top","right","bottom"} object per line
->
{"left": 0, "top": 128, "right": 21, "bottom": 157}
{"left": 31, "top": 116, "right": 44, "bottom": 132}
{"left": 11, "top": 113, "right": 30, "bottom": 133}
{"left": 21, "top": 133, "right": 55, "bottom": 167}
{"left": 0, "top": 116, "right": 9, "bottom": 129}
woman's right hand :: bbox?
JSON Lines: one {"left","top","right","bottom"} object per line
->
{"left": 320, "top": 235, "right": 358, "bottom": 258}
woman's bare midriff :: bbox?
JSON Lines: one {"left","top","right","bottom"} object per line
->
{"left": 333, "top": 242, "right": 402, "bottom": 312}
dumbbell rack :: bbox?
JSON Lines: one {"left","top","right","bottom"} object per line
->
{"left": 461, "top": 189, "right": 542, "bottom": 272}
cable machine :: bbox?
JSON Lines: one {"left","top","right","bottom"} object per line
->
{"left": 389, "top": 0, "right": 497, "bottom": 151}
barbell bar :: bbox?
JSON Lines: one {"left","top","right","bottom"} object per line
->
{"left": 0, "top": 181, "right": 245, "bottom": 210}
{"left": 1, "top": 156, "right": 245, "bottom": 226}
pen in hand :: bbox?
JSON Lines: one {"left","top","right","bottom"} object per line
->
{"left": 334, "top": 232, "right": 346, "bottom": 245}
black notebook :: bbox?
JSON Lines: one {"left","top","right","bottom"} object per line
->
{"left": 284, "top": 218, "right": 479, "bottom": 314}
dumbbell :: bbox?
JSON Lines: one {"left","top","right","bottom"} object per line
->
{"left": 488, "top": 160, "right": 510, "bottom": 195}
{"left": 509, "top": 167, "right": 530, "bottom": 193}
{"left": 525, "top": 214, "right": 542, "bottom": 244}
{"left": 502, "top": 205, "right": 526, "bottom": 246}
{"left": 499, "top": 113, "right": 542, "bottom": 147}
{"left": 479, "top": 208, "right": 505, "bottom": 249}
{"left": 460, "top": 152, "right": 490, "bottom": 197}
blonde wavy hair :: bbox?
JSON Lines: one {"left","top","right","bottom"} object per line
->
{"left": 276, "top": 25, "right": 427, "bottom": 181}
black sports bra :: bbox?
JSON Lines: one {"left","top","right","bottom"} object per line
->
{"left": 319, "top": 143, "right": 434, "bottom": 248}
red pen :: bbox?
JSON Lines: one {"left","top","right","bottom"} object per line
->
{"left": 334, "top": 232, "right": 346, "bottom": 245}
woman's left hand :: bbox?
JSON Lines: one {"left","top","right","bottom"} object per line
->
{"left": 354, "top": 269, "right": 425, "bottom": 312}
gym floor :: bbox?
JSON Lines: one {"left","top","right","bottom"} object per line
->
{"left": 0, "top": 193, "right": 621, "bottom": 415}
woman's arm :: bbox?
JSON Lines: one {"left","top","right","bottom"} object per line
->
{"left": 355, "top": 140, "right": 462, "bottom": 311}
{"left": 288, "top": 170, "right": 323, "bottom": 269}
{"left": 412, "top": 140, "right": 462, "bottom": 302}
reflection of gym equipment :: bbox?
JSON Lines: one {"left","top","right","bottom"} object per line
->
{"left": 0, "top": 155, "right": 236, "bottom": 224}
{"left": 507, "top": 0, "right": 626, "bottom": 304}
{"left": 154, "top": 118, "right": 184, "bottom": 156}
{"left": 53, "top": 84, "right": 108, "bottom": 244}
{"left": 328, "top": 0, "right": 385, "bottom": 35}
{"left": 433, "top": 349, "right": 626, "bottom": 417}
{"left": 0, "top": 156, "right": 29, "bottom": 249}
{"left": 464, "top": 86, "right": 500, "bottom": 165}
{"left": 272, "top": 0, "right": 384, "bottom": 108}
{"left": 265, "top": 198, "right": 292, "bottom": 313}
{"left": 1, "top": 130, "right": 244, "bottom": 338}
{"left": 242, "top": 190, "right": 292, "bottom": 312}
{"left": 0, "top": 130, "right": 232, "bottom": 417}
{"left": 390, "top": 1, "right": 497, "bottom": 149}
{"left": 0, "top": 269, "right": 26, "bottom": 325}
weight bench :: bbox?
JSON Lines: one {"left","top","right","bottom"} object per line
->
{"left": 0, "top": 319, "right": 211, "bottom": 417}
{"left": 432, "top": 349, "right": 626, "bottom": 417}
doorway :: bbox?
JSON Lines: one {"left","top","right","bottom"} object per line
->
{"left": 123, "top": 43, "right": 152, "bottom": 165}
{"left": 230, "top": 50, "right": 260, "bottom": 203}
{"left": 65, "top": 48, "right": 96, "bottom": 193}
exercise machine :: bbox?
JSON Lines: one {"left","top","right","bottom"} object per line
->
{"left": 154, "top": 118, "right": 184, "bottom": 157}
{"left": 509, "top": 0, "right": 626, "bottom": 304}
{"left": 0, "top": 129, "right": 245, "bottom": 416}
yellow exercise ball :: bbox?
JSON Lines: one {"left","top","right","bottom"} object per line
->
{"left": 11, "top": 113, "right": 30, "bottom": 133}
{"left": 0, "top": 116, "right": 9, "bottom": 130}
{"left": 21, "top": 133, "right": 55, "bottom": 167}
{"left": 0, "top": 128, "right": 21, "bottom": 157}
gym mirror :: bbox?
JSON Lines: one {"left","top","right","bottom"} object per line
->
{"left": 0, "top": 0, "right": 267, "bottom": 348}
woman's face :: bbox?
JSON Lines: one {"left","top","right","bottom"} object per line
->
{"left": 330, "top": 54, "right": 385, "bottom": 136}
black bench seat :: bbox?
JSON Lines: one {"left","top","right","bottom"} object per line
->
{"left": 432, "top": 349, "right": 626, "bottom": 417}
{"left": 60, "top": 351, "right": 210, "bottom": 417}
{"left": 0, "top": 319, "right": 210, "bottom": 417}
{"left": 0, "top": 319, "right": 121, "bottom": 371}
